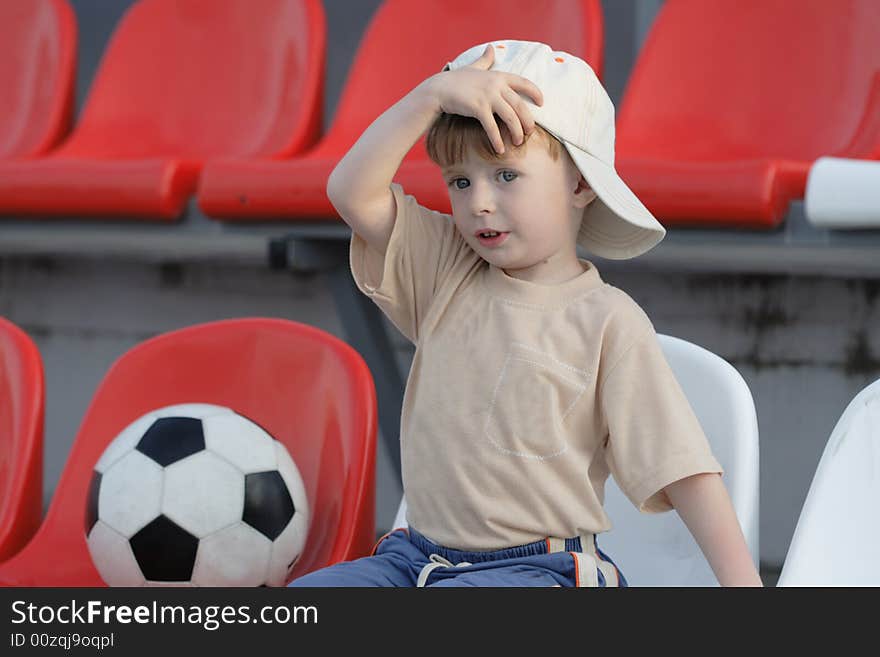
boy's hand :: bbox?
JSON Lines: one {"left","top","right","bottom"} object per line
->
{"left": 428, "top": 44, "right": 544, "bottom": 154}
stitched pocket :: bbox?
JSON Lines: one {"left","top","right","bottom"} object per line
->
{"left": 484, "top": 343, "right": 588, "bottom": 460}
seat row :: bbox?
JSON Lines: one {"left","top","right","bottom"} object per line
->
{"left": 2, "top": 0, "right": 878, "bottom": 229}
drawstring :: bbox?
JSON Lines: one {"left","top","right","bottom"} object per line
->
{"left": 416, "top": 553, "right": 472, "bottom": 587}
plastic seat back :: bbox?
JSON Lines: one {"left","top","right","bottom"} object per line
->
{"left": 778, "top": 378, "right": 880, "bottom": 586}
{"left": 0, "top": 319, "right": 376, "bottom": 585}
{"left": 392, "top": 334, "right": 760, "bottom": 586}
{"left": 59, "top": 0, "right": 325, "bottom": 159}
{"left": 317, "top": 0, "right": 603, "bottom": 159}
{"left": 617, "top": 0, "right": 880, "bottom": 162}
{"left": 0, "top": 318, "right": 44, "bottom": 562}
{"left": 0, "top": 0, "right": 76, "bottom": 158}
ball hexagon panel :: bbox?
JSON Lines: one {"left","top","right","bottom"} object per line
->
{"left": 130, "top": 515, "right": 199, "bottom": 583}
{"left": 162, "top": 451, "right": 244, "bottom": 538}
{"left": 243, "top": 471, "right": 295, "bottom": 540}
{"left": 202, "top": 414, "right": 277, "bottom": 474}
{"left": 94, "top": 414, "right": 156, "bottom": 474}
{"left": 137, "top": 417, "right": 205, "bottom": 467}
{"left": 98, "top": 451, "right": 164, "bottom": 538}
{"left": 87, "top": 521, "right": 146, "bottom": 586}
{"left": 192, "top": 523, "right": 272, "bottom": 587}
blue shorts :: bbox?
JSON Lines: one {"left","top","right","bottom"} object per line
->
{"left": 288, "top": 527, "right": 627, "bottom": 587}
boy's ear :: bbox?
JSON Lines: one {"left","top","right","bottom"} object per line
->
{"left": 573, "top": 175, "right": 598, "bottom": 209}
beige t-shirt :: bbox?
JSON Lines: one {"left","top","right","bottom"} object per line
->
{"left": 350, "top": 183, "right": 723, "bottom": 550}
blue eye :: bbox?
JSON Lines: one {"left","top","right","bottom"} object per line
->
{"left": 499, "top": 170, "right": 517, "bottom": 182}
{"left": 449, "top": 177, "right": 470, "bottom": 190}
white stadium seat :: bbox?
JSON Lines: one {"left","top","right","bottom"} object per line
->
{"left": 778, "top": 377, "right": 880, "bottom": 586}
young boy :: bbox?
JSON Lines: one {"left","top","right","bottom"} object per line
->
{"left": 289, "top": 41, "right": 762, "bottom": 587}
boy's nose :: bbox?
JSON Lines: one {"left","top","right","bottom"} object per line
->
{"left": 469, "top": 180, "right": 496, "bottom": 215}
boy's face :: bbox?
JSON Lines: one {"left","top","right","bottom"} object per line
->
{"left": 441, "top": 132, "right": 595, "bottom": 281}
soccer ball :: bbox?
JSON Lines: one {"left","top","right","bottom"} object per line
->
{"left": 85, "top": 403, "right": 309, "bottom": 586}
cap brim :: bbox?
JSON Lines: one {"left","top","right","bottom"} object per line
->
{"left": 563, "top": 143, "right": 666, "bottom": 260}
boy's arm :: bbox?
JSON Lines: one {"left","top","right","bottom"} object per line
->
{"left": 325, "top": 81, "right": 439, "bottom": 255}
{"left": 326, "top": 44, "right": 543, "bottom": 255}
{"left": 663, "top": 473, "right": 764, "bottom": 586}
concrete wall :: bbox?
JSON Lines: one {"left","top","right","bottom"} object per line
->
{"left": 4, "top": 1, "right": 878, "bottom": 575}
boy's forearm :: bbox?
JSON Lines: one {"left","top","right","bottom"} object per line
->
{"left": 663, "top": 473, "right": 763, "bottom": 587}
{"left": 327, "top": 75, "right": 442, "bottom": 211}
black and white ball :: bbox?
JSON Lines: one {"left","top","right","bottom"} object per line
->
{"left": 85, "top": 403, "right": 309, "bottom": 586}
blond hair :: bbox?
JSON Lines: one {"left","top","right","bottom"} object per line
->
{"left": 425, "top": 113, "right": 563, "bottom": 167}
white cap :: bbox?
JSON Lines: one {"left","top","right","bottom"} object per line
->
{"left": 444, "top": 40, "right": 665, "bottom": 260}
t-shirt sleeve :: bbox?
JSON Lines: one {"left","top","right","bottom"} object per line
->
{"left": 349, "top": 183, "right": 472, "bottom": 344}
{"left": 600, "top": 330, "right": 724, "bottom": 513}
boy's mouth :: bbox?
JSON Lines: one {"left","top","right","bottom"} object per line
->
{"left": 474, "top": 231, "right": 510, "bottom": 247}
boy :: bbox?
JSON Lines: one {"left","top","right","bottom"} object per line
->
{"left": 290, "top": 41, "right": 762, "bottom": 587}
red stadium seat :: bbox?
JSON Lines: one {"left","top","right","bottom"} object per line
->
{"left": 0, "top": 0, "right": 325, "bottom": 221}
{"left": 0, "top": 0, "right": 76, "bottom": 159}
{"left": 0, "top": 318, "right": 377, "bottom": 585}
{"left": 198, "top": 0, "right": 604, "bottom": 220}
{"left": 615, "top": 0, "right": 880, "bottom": 228}
{"left": 0, "top": 318, "right": 44, "bottom": 563}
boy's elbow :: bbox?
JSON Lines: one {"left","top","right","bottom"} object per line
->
{"left": 327, "top": 168, "right": 359, "bottom": 222}
{"left": 326, "top": 167, "right": 345, "bottom": 211}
